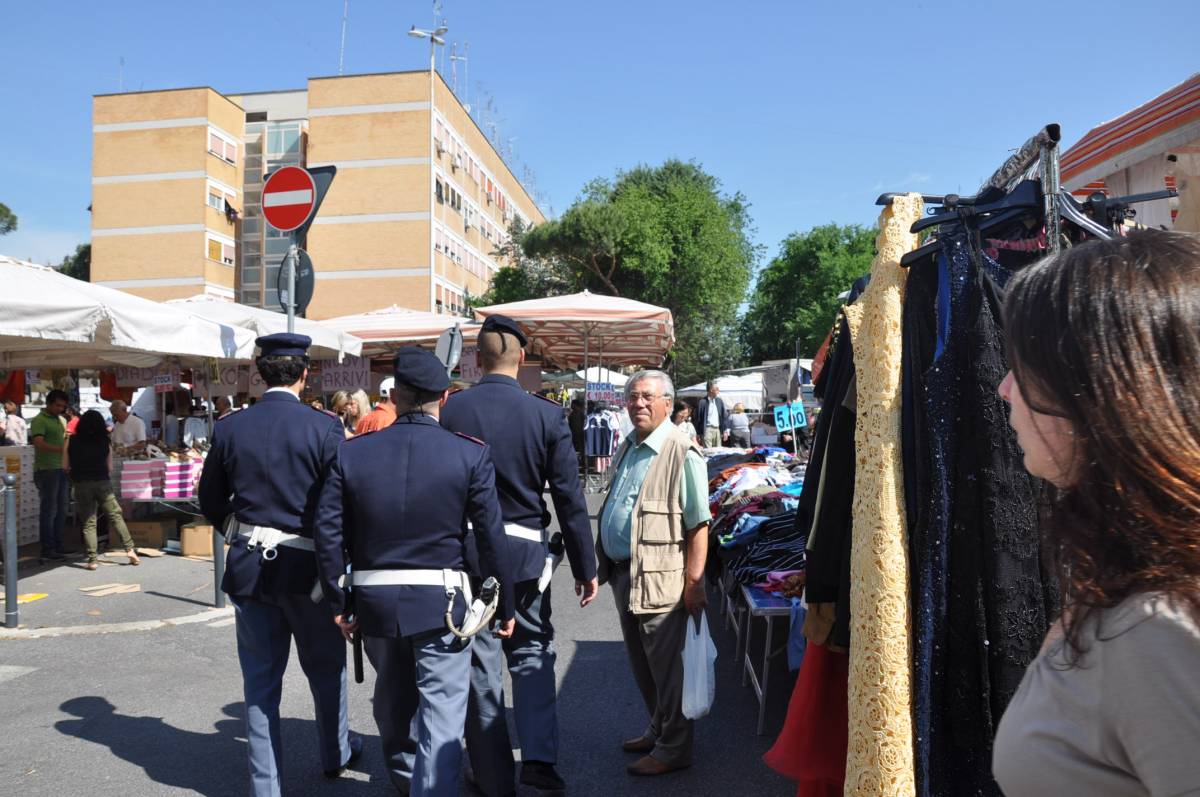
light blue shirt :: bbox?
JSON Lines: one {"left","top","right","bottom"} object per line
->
{"left": 600, "top": 419, "right": 712, "bottom": 561}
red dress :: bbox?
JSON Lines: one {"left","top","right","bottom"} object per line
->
{"left": 763, "top": 642, "right": 849, "bottom": 797}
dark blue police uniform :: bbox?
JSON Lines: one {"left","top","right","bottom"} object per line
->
{"left": 198, "top": 333, "right": 355, "bottom": 796}
{"left": 315, "top": 346, "right": 514, "bottom": 796}
{"left": 440, "top": 315, "right": 598, "bottom": 794}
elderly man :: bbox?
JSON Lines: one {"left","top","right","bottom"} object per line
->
{"left": 596, "top": 370, "right": 710, "bottom": 777}
{"left": 109, "top": 400, "right": 147, "bottom": 447}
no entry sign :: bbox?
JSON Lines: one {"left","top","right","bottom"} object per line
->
{"left": 262, "top": 166, "right": 316, "bottom": 232}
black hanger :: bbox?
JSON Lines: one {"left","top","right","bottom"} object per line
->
{"left": 910, "top": 180, "right": 1041, "bottom": 233}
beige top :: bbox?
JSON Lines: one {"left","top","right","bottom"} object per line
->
{"left": 993, "top": 592, "right": 1200, "bottom": 797}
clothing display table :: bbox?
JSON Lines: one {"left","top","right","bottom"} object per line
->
{"left": 739, "top": 585, "right": 793, "bottom": 734}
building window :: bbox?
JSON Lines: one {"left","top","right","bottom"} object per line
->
{"left": 207, "top": 190, "right": 224, "bottom": 210}
{"left": 208, "top": 129, "right": 237, "bottom": 165}
{"left": 206, "top": 234, "right": 235, "bottom": 265}
{"left": 435, "top": 179, "right": 444, "bottom": 204}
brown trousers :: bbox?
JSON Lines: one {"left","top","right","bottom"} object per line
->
{"left": 609, "top": 561, "right": 694, "bottom": 765}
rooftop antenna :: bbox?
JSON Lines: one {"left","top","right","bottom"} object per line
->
{"left": 118, "top": 56, "right": 124, "bottom": 92}
{"left": 450, "top": 42, "right": 469, "bottom": 112}
{"left": 338, "top": 0, "right": 350, "bottom": 75}
{"left": 449, "top": 42, "right": 458, "bottom": 95}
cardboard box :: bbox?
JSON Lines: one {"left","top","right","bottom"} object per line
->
{"left": 126, "top": 520, "right": 175, "bottom": 549}
{"left": 179, "top": 522, "right": 213, "bottom": 557}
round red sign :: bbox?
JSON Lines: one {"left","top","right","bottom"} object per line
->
{"left": 262, "top": 166, "right": 317, "bottom": 232}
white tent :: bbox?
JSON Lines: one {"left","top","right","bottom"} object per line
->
{"left": 677, "top": 372, "right": 765, "bottom": 411}
{"left": 321, "top": 305, "right": 479, "bottom": 357}
{"left": 168, "top": 296, "right": 363, "bottom": 361}
{"left": 575, "top": 366, "right": 628, "bottom": 386}
{"left": 0, "top": 256, "right": 256, "bottom": 368}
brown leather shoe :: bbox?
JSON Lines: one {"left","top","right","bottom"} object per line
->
{"left": 626, "top": 755, "right": 690, "bottom": 776}
{"left": 621, "top": 735, "right": 655, "bottom": 754}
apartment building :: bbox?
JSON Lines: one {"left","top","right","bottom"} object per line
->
{"left": 90, "top": 70, "right": 544, "bottom": 318}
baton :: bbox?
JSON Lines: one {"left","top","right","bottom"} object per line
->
{"left": 352, "top": 629, "right": 364, "bottom": 684}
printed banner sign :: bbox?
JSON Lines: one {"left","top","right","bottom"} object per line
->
{"left": 586, "top": 381, "right": 617, "bottom": 403}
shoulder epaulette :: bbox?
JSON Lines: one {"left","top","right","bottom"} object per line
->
{"left": 454, "top": 431, "right": 486, "bottom": 446}
{"left": 447, "top": 387, "right": 465, "bottom": 397}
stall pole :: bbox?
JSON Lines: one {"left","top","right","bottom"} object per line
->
{"left": 285, "top": 233, "right": 297, "bottom": 335}
{"left": 212, "top": 525, "right": 226, "bottom": 609}
{"left": 3, "top": 474, "right": 18, "bottom": 628}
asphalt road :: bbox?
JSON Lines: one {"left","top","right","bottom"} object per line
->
{"left": 0, "top": 496, "right": 796, "bottom": 796}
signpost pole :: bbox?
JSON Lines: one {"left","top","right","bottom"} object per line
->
{"left": 286, "top": 233, "right": 297, "bottom": 334}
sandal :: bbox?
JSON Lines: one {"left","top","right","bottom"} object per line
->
{"left": 86, "top": 561, "right": 98, "bottom": 571}
{"left": 127, "top": 549, "right": 141, "bottom": 566}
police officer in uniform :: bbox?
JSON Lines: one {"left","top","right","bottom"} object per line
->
{"left": 198, "top": 333, "right": 360, "bottom": 797}
{"left": 315, "top": 346, "right": 516, "bottom": 796}
{"left": 441, "top": 315, "right": 598, "bottom": 794}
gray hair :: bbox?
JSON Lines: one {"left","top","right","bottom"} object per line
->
{"left": 109, "top": 399, "right": 128, "bottom": 412}
{"left": 625, "top": 370, "right": 675, "bottom": 402}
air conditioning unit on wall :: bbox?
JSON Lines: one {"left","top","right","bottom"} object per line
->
{"left": 453, "top": 154, "right": 463, "bottom": 171}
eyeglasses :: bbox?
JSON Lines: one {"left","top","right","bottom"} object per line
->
{"left": 627, "top": 392, "right": 665, "bottom": 404}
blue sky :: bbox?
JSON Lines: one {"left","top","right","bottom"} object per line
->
{"left": 2, "top": 0, "right": 1196, "bottom": 273}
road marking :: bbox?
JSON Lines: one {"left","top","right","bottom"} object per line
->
{"left": 0, "top": 665, "right": 37, "bottom": 685}
{"left": 0, "top": 607, "right": 234, "bottom": 640}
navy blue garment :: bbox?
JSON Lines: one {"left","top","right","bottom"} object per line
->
{"left": 199, "top": 389, "right": 346, "bottom": 598}
{"left": 313, "top": 412, "right": 515, "bottom": 638}
{"left": 441, "top": 375, "right": 597, "bottom": 584}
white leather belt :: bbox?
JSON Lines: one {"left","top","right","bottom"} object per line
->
{"left": 351, "top": 569, "right": 472, "bottom": 601}
{"left": 234, "top": 520, "right": 314, "bottom": 561}
{"left": 467, "top": 522, "right": 544, "bottom": 543}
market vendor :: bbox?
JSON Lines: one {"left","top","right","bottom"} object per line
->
{"left": 109, "top": 399, "right": 147, "bottom": 448}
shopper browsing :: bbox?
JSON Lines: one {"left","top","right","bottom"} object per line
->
{"left": 64, "top": 410, "right": 139, "bottom": 570}
{"left": 992, "top": 230, "right": 1200, "bottom": 796}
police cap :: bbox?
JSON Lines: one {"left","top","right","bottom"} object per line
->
{"left": 256, "top": 332, "right": 312, "bottom": 357}
{"left": 480, "top": 314, "right": 527, "bottom": 347}
{"left": 392, "top": 346, "right": 450, "bottom": 393}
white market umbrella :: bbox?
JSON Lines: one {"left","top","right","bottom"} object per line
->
{"left": 575, "top": 366, "right": 629, "bottom": 386}
{"left": 473, "top": 290, "right": 674, "bottom": 370}
{"left": 0, "top": 256, "right": 256, "bottom": 369}
{"left": 168, "top": 296, "right": 363, "bottom": 362}
{"left": 678, "top": 372, "right": 765, "bottom": 412}
{"left": 321, "top": 305, "right": 479, "bottom": 357}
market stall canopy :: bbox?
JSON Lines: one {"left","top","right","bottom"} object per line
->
{"left": 677, "top": 372, "right": 765, "bottom": 412}
{"left": 1062, "top": 72, "right": 1200, "bottom": 189}
{"left": 0, "top": 256, "right": 256, "bottom": 369}
{"left": 472, "top": 290, "right": 674, "bottom": 368}
{"left": 541, "top": 366, "right": 630, "bottom": 389}
{"left": 320, "top": 306, "right": 479, "bottom": 357}
{"left": 168, "top": 296, "right": 363, "bottom": 361}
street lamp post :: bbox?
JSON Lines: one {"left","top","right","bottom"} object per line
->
{"left": 409, "top": 24, "right": 447, "bottom": 314}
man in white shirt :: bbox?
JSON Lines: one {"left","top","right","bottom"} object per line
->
{"left": 110, "top": 400, "right": 147, "bottom": 447}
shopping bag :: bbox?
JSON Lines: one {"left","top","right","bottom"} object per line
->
{"left": 681, "top": 612, "right": 718, "bottom": 720}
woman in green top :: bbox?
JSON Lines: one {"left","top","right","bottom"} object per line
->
{"left": 63, "top": 410, "right": 139, "bottom": 570}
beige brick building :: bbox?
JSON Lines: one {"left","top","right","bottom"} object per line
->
{"left": 90, "top": 71, "right": 543, "bottom": 318}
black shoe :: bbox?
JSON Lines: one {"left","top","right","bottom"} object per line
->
{"left": 323, "top": 733, "right": 363, "bottom": 778}
{"left": 520, "top": 760, "right": 566, "bottom": 791}
{"left": 42, "top": 550, "right": 66, "bottom": 561}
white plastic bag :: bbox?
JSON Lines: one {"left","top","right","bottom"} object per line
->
{"left": 681, "top": 612, "right": 718, "bottom": 719}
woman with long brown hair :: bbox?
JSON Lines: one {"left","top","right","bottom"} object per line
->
{"left": 992, "top": 229, "right": 1200, "bottom": 795}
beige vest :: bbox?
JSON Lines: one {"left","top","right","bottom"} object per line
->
{"left": 597, "top": 427, "right": 703, "bottom": 614}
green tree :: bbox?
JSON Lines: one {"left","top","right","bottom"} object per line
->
{"left": 479, "top": 218, "right": 573, "bottom": 305}
{"left": 0, "top": 202, "right": 16, "bottom": 235}
{"left": 740, "top": 224, "right": 877, "bottom": 362}
{"left": 58, "top": 243, "right": 91, "bottom": 282}
{"left": 514, "top": 160, "right": 758, "bottom": 386}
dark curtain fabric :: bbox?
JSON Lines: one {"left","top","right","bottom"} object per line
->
{"left": 904, "top": 229, "right": 1059, "bottom": 797}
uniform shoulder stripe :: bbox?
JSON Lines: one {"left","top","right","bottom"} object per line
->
{"left": 454, "top": 431, "right": 486, "bottom": 446}
{"left": 532, "top": 393, "right": 561, "bottom": 405}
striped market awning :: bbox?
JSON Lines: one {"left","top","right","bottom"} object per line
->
{"left": 1062, "top": 73, "right": 1200, "bottom": 189}
{"left": 472, "top": 290, "right": 675, "bottom": 369}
